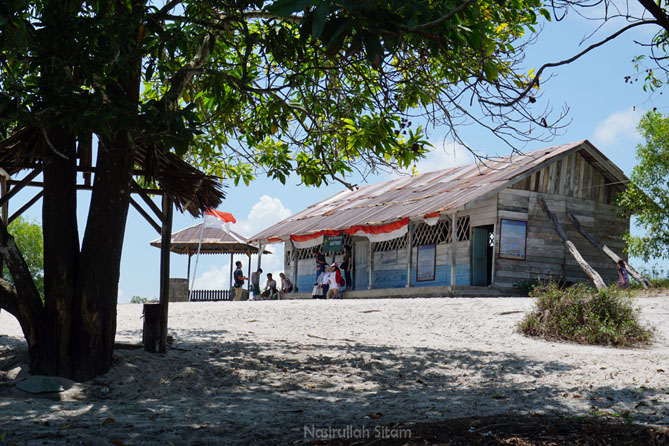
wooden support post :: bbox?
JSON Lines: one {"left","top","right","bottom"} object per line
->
{"left": 158, "top": 195, "right": 173, "bottom": 354}
{"left": 405, "top": 221, "right": 413, "bottom": 288}
{"left": 368, "top": 241, "right": 374, "bottom": 290}
{"left": 142, "top": 303, "right": 161, "bottom": 353}
{"left": 257, "top": 241, "right": 265, "bottom": 271}
{"left": 450, "top": 213, "right": 457, "bottom": 287}
{"left": 229, "top": 252, "right": 234, "bottom": 291}
{"left": 291, "top": 240, "right": 299, "bottom": 292}
{"left": 537, "top": 197, "right": 606, "bottom": 290}
{"left": 1, "top": 173, "right": 8, "bottom": 225}
{"left": 567, "top": 213, "right": 649, "bottom": 288}
{"left": 0, "top": 173, "right": 7, "bottom": 279}
{"left": 247, "top": 252, "right": 251, "bottom": 291}
{"left": 186, "top": 250, "right": 192, "bottom": 288}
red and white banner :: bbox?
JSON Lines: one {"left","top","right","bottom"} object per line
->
{"left": 422, "top": 212, "right": 440, "bottom": 226}
{"left": 203, "top": 209, "right": 236, "bottom": 230}
{"left": 286, "top": 218, "right": 410, "bottom": 247}
{"left": 344, "top": 218, "right": 409, "bottom": 243}
{"left": 290, "top": 230, "right": 342, "bottom": 249}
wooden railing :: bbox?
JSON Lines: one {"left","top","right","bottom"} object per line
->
{"left": 189, "top": 289, "right": 232, "bottom": 302}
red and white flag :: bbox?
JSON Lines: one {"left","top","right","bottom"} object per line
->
{"left": 203, "top": 209, "right": 236, "bottom": 230}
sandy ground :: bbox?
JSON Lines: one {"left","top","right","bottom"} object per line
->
{"left": 1, "top": 296, "right": 668, "bottom": 445}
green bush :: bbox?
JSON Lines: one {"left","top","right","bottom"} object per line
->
{"left": 130, "top": 295, "right": 157, "bottom": 304}
{"left": 518, "top": 281, "right": 653, "bottom": 347}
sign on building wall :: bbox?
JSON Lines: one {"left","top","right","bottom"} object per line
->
{"left": 499, "top": 219, "right": 527, "bottom": 260}
{"left": 416, "top": 243, "right": 436, "bottom": 281}
{"left": 378, "top": 250, "right": 398, "bottom": 265}
{"left": 322, "top": 235, "right": 344, "bottom": 252}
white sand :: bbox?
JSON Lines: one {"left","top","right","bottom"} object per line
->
{"left": 1, "top": 296, "right": 668, "bottom": 445}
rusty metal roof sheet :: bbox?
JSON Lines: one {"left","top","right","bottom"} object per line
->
{"left": 249, "top": 140, "right": 628, "bottom": 243}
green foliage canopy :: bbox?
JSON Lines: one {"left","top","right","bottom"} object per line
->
{"left": 1, "top": 0, "right": 555, "bottom": 189}
{"left": 618, "top": 111, "right": 669, "bottom": 261}
{"left": 3, "top": 216, "right": 44, "bottom": 297}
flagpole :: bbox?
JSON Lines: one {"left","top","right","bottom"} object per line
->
{"left": 189, "top": 222, "right": 206, "bottom": 300}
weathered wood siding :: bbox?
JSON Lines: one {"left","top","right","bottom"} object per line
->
{"left": 509, "top": 151, "right": 620, "bottom": 204}
{"left": 494, "top": 188, "right": 628, "bottom": 290}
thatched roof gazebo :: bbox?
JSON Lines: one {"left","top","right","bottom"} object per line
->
{"left": 150, "top": 223, "right": 271, "bottom": 290}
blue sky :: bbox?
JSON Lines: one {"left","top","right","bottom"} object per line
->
{"left": 10, "top": 10, "right": 669, "bottom": 302}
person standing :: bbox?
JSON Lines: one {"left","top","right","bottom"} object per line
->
{"left": 250, "top": 268, "right": 263, "bottom": 300}
{"left": 233, "top": 261, "right": 248, "bottom": 301}
{"left": 342, "top": 244, "right": 353, "bottom": 291}
{"left": 314, "top": 247, "right": 326, "bottom": 281}
{"left": 320, "top": 266, "right": 330, "bottom": 299}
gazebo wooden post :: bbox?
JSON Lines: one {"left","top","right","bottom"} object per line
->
{"left": 186, "top": 249, "right": 192, "bottom": 288}
{"left": 158, "top": 195, "right": 173, "bottom": 354}
{"left": 229, "top": 252, "right": 233, "bottom": 291}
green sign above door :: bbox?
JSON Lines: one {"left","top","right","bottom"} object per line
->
{"left": 323, "top": 235, "right": 344, "bottom": 252}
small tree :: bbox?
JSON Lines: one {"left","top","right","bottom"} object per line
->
{"left": 2, "top": 217, "right": 44, "bottom": 298}
{"left": 617, "top": 111, "right": 669, "bottom": 261}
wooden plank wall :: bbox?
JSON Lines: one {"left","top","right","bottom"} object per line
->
{"left": 509, "top": 151, "right": 619, "bottom": 204}
{"left": 494, "top": 188, "right": 628, "bottom": 290}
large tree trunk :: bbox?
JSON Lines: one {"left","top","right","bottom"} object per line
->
{"left": 69, "top": 4, "right": 142, "bottom": 379}
{"left": 71, "top": 137, "right": 136, "bottom": 381}
{"left": 41, "top": 128, "right": 79, "bottom": 377}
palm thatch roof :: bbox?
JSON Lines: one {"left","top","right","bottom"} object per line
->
{"left": 150, "top": 223, "right": 271, "bottom": 255}
{"left": 0, "top": 127, "right": 224, "bottom": 216}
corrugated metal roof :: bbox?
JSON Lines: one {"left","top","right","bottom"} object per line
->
{"left": 249, "top": 140, "right": 628, "bottom": 243}
{"left": 150, "top": 223, "right": 270, "bottom": 255}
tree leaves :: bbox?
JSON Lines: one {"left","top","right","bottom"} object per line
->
{"left": 618, "top": 111, "right": 669, "bottom": 261}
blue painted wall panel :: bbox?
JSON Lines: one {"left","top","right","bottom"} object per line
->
{"left": 298, "top": 264, "right": 470, "bottom": 291}
{"left": 297, "top": 274, "right": 318, "bottom": 293}
{"left": 373, "top": 269, "right": 407, "bottom": 289}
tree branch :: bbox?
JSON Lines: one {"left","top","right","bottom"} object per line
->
{"left": 636, "top": 0, "right": 669, "bottom": 33}
{"left": 408, "top": 0, "right": 478, "bottom": 31}
{"left": 0, "top": 279, "right": 19, "bottom": 320}
{"left": 481, "top": 20, "right": 657, "bottom": 107}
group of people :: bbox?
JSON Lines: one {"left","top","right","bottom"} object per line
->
{"left": 312, "top": 245, "right": 353, "bottom": 299}
{"left": 232, "top": 261, "right": 293, "bottom": 301}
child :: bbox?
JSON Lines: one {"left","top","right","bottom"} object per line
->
{"left": 326, "top": 263, "right": 341, "bottom": 299}
{"left": 617, "top": 260, "right": 630, "bottom": 296}
{"left": 312, "top": 271, "right": 326, "bottom": 299}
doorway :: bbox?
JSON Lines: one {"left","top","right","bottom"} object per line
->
{"left": 472, "top": 225, "right": 494, "bottom": 286}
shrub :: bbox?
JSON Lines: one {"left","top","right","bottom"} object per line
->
{"left": 130, "top": 295, "right": 157, "bottom": 304}
{"left": 518, "top": 281, "right": 654, "bottom": 347}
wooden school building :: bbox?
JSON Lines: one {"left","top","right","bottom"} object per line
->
{"left": 248, "top": 141, "right": 630, "bottom": 296}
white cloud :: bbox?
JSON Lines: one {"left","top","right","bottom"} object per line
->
{"left": 592, "top": 108, "right": 644, "bottom": 147}
{"left": 233, "top": 195, "right": 292, "bottom": 237}
{"left": 196, "top": 263, "right": 229, "bottom": 290}
{"left": 408, "top": 139, "right": 475, "bottom": 174}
